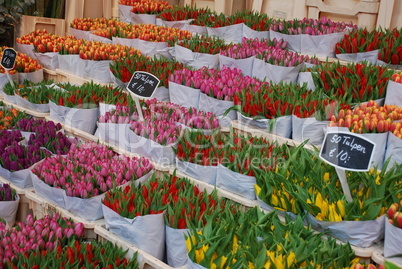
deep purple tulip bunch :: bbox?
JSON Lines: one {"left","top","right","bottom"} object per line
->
{"left": 14, "top": 119, "right": 73, "bottom": 155}
{"left": 0, "top": 184, "right": 17, "bottom": 201}
{"left": 0, "top": 130, "right": 51, "bottom": 172}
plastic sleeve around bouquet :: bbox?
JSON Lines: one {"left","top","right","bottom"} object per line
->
{"left": 168, "top": 81, "right": 200, "bottom": 110}
{"left": 96, "top": 123, "right": 131, "bottom": 151}
{"left": 0, "top": 165, "right": 34, "bottom": 189}
{"left": 88, "top": 33, "right": 112, "bottom": 44}
{"left": 216, "top": 164, "right": 257, "bottom": 200}
{"left": 206, "top": 23, "right": 244, "bottom": 44}
{"left": 166, "top": 225, "right": 191, "bottom": 268}
{"left": 19, "top": 69, "right": 44, "bottom": 84}
{"left": 99, "top": 103, "right": 117, "bottom": 115}
{"left": 162, "top": 19, "right": 193, "bottom": 30}
{"left": 130, "top": 13, "right": 157, "bottom": 25}
{"left": 270, "top": 31, "right": 302, "bottom": 53}
{"left": 336, "top": 50, "right": 379, "bottom": 65}
{"left": 358, "top": 132, "right": 388, "bottom": 170}
{"left": 69, "top": 27, "right": 92, "bottom": 41}
{"left": 301, "top": 31, "right": 347, "bottom": 58}
{"left": 291, "top": 115, "right": 329, "bottom": 145}
{"left": 152, "top": 86, "right": 170, "bottom": 102}
{"left": 49, "top": 101, "right": 99, "bottom": 135}
{"left": 3, "top": 93, "right": 17, "bottom": 105}
{"left": 58, "top": 54, "right": 80, "bottom": 75}
{"left": 218, "top": 54, "right": 254, "bottom": 77}
{"left": 297, "top": 71, "right": 316, "bottom": 91}
{"left": 16, "top": 43, "right": 36, "bottom": 60}
{"left": 14, "top": 94, "right": 50, "bottom": 113}
{"left": 118, "top": 4, "right": 135, "bottom": 24}
{"left": 175, "top": 44, "right": 220, "bottom": 70}
{"left": 32, "top": 168, "right": 154, "bottom": 221}
{"left": 181, "top": 24, "right": 207, "bottom": 35}
{"left": 176, "top": 158, "right": 217, "bottom": 185}
{"left": 252, "top": 59, "right": 303, "bottom": 84}
{"left": 84, "top": 60, "right": 113, "bottom": 84}
{"left": 102, "top": 204, "right": 165, "bottom": 260}
{"left": 112, "top": 36, "right": 139, "bottom": 48}
{"left": 0, "top": 193, "right": 19, "bottom": 227}
{"left": 198, "top": 93, "right": 236, "bottom": 127}
{"left": 385, "top": 132, "right": 402, "bottom": 170}
{"left": 126, "top": 130, "right": 177, "bottom": 166}
{"left": 0, "top": 73, "right": 18, "bottom": 90}
{"left": 384, "top": 218, "right": 402, "bottom": 265}
{"left": 377, "top": 60, "right": 402, "bottom": 70}
{"left": 242, "top": 24, "right": 270, "bottom": 40}
{"left": 238, "top": 112, "right": 292, "bottom": 138}
{"left": 136, "top": 39, "right": 169, "bottom": 58}
{"left": 109, "top": 69, "right": 128, "bottom": 90}
{"left": 306, "top": 213, "right": 386, "bottom": 248}
{"left": 384, "top": 80, "right": 402, "bottom": 106}
{"left": 34, "top": 52, "right": 59, "bottom": 70}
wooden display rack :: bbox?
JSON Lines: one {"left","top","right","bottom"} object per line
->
{"left": 19, "top": 15, "right": 66, "bottom": 37}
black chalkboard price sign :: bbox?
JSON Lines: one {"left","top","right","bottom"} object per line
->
{"left": 319, "top": 131, "right": 376, "bottom": 172}
{"left": 126, "top": 71, "right": 160, "bottom": 98}
{"left": 0, "top": 48, "right": 17, "bottom": 70}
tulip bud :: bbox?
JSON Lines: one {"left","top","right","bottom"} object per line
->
{"left": 387, "top": 203, "right": 399, "bottom": 219}
{"left": 394, "top": 211, "right": 402, "bottom": 229}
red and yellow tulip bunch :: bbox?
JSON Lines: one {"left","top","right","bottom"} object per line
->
{"left": 328, "top": 100, "right": 402, "bottom": 133}
{"left": 392, "top": 71, "right": 402, "bottom": 83}
{"left": 0, "top": 47, "right": 41, "bottom": 74}
{"left": 387, "top": 200, "right": 402, "bottom": 229}
{"left": 79, "top": 41, "right": 141, "bottom": 61}
{"left": 130, "top": 0, "right": 171, "bottom": 14}
{"left": 93, "top": 23, "right": 192, "bottom": 42}
{"left": 70, "top": 17, "right": 120, "bottom": 31}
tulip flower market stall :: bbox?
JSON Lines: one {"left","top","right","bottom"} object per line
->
{"left": 0, "top": 0, "right": 402, "bottom": 268}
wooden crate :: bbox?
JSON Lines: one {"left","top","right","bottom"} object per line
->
{"left": 306, "top": 0, "right": 380, "bottom": 30}
{"left": 19, "top": 15, "right": 66, "bottom": 37}
{"left": 95, "top": 225, "right": 184, "bottom": 269}
{"left": 25, "top": 190, "right": 104, "bottom": 240}
{"left": 65, "top": 0, "right": 116, "bottom": 32}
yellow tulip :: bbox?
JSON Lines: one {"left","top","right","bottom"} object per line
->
{"left": 248, "top": 261, "right": 255, "bottom": 268}
{"left": 255, "top": 184, "right": 261, "bottom": 196}
{"left": 280, "top": 197, "right": 288, "bottom": 211}
{"left": 232, "top": 234, "right": 239, "bottom": 252}
{"left": 336, "top": 200, "right": 346, "bottom": 217}
{"left": 220, "top": 256, "right": 228, "bottom": 269}
{"left": 271, "top": 194, "right": 279, "bottom": 207}
{"left": 195, "top": 248, "right": 205, "bottom": 263}
{"left": 323, "top": 172, "right": 330, "bottom": 182}
{"left": 286, "top": 252, "right": 296, "bottom": 266}
{"left": 375, "top": 175, "right": 381, "bottom": 185}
